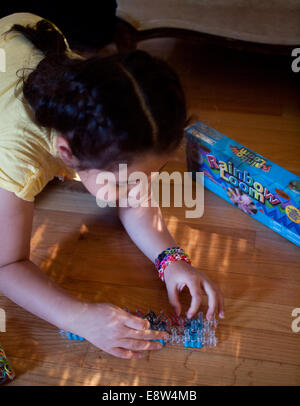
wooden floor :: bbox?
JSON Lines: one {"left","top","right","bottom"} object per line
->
{"left": 1, "top": 37, "right": 300, "bottom": 386}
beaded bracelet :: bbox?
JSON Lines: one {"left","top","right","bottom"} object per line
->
{"left": 155, "top": 246, "right": 191, "bottom": 282}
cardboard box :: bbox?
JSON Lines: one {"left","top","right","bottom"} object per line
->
{"left": 185, "top": 121, "right": 300, "bottom": 247}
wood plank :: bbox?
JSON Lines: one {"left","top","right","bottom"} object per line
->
{"left": 6, "top": 343, "right": 300, "bottom": 386}
{"left": 1, "top": 33, "right": 300, "bottom": 387}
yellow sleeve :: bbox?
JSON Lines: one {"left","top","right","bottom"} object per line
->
{"left": 0, "top": 146, "right": 48, "bottom": 202}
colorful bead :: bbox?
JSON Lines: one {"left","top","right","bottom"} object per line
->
{"left": 59, "top": 330, "right": 86, "bottom": 341}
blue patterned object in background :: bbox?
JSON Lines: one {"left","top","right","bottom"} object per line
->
{"left": 185, "top": 121, "right": 300, "bottom": 247}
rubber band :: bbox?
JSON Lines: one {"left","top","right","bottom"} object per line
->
{"left": 154, "top": 247, "right": 192, "bottom": 282}
{"left": 0, "top": 346, "right": 15, "bottom": 385}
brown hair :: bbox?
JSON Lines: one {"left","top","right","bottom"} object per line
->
{"left": 8, "top": 19, "right": 189, "bottom": 171}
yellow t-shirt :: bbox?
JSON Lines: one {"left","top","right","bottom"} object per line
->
{"left": 0, "top": 12, "right": 82, "bottom": 202}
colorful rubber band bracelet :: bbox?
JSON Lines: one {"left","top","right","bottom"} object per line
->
{"left": 155, "top": 247, "right": 191, "bottom": 282}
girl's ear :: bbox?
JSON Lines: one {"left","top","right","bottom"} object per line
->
{"left": 56, "top": 135, "right": 80, "bottom": 167}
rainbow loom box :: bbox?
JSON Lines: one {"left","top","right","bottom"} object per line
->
{"left": 184, "top": 121, "right": 300, "bottom": 247}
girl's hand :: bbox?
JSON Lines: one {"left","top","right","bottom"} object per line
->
{"left": 69, "top": 302, "right": 169, "bottom": 359}
{"left": 163, "top": 261, "right": 225, "bottom": 321}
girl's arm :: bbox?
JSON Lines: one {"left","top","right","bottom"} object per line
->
{"left": 0, "top": 187, "right": 167, "bottom": 358}
{"left": 117, "top": 201, "right": 225, "bottom": 320}
{"left": 0, "top": 259, "right": 86, "bottom": 329}
{"left": 0, "top": 187, "right": 86, "bottom": 329}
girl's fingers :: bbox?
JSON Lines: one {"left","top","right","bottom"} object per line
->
{"left": 124, "top": 327, "right": 168, "bottom": 342}
{"left": 178, "top": 283, "right": 186, "bottom": 292}
{"left": 108, "top": 347, "right": 146, "bottom": 360}
{"left": 202, "top": 281, "right": 218, "bottom": 320}
{"left": 186, "top": 281, "right": 202, "bottom": 319}
{"left": 166, "top": 283, "right": 181, "bottom": 316}
{"left": 123, "top": 314, "right": 150, "bottom": 331}
{"left": 118, "top": 338, "right": 164, "bottom": 352}
{"left": 217, "top": 291, "right": 225, "bottom": 318}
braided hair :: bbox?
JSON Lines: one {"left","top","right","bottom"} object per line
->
{"left": 7, "top": 19, "right": 189, "bottom": 171}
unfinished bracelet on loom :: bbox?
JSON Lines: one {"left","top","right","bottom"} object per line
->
{"left": 155, "top": 247, "right": 192, "bottom": 282}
